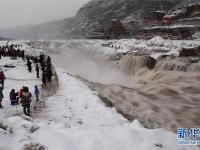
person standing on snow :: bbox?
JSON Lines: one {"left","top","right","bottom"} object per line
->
{"left": 47, "top": 56, "right": 51, "bottom": 65}
{"left": 27, "top": 59, "right": 32, "bottom": 72}
{"left": 19, "top": 86, "right": 25, "bottom": 100}
{"left": 10, "top": 89, "right": 19, "bottom": 105}
{"left": 46, "top": 64, "right": 53, "bottom": 82}
{"left": 36, "top": 63, "right": 40, "bottom": 78}
{"left": 0, "top": 71, "right": 6, "bottom": 87}
{"left": 0, "top": 86, "right": 4, "bottom": 109}
{"left": 39, "top": 54, "right": 45, "bottom": 68}
{"left": 21, "top": 87, "right": 32, "bottom": 116}
{"left": 34, "top": 85, "right": 40, "bottom": 101}
{"left": 21, "top": 50, "right": 25, "bottom": 60}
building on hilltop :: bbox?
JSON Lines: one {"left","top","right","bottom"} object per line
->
{"left": 104, "top": 19, "right": 130, "bottom": 39}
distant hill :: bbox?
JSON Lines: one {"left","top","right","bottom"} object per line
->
{"left": 0, "top": 0, "right": 199, "bottom": 40}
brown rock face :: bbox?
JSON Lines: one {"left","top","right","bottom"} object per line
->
{"left": 179, "top": 47, "right": 200, "bottom": 57}
{"left": 147, "top": 56, "right": 157, "bottom": 69}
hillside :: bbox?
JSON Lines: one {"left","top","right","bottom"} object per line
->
{"left": 139, "top": 0, "right": 200, "bottom": 39}
{"left": 0, "top": 0, "right": 197, "bottom": 40}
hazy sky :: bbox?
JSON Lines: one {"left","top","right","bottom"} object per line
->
{"left": 0, "top": 0, "right": 90, "bottom": 29}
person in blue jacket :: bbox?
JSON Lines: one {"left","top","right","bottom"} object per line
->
{"left": 34, "top": 85, "right": 40, "bottom": 101}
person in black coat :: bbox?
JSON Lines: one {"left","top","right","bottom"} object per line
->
{"left": 10, "top": 89, "right": 19, "bottom": 105}
{"left": 36, "top": 63, "right": 40, "bottom": 78}
{"left": 46, "top": 64, "right": 53, "bottom": 82}
{"left": 47, "top": 56, "right": 51, "bottom": 65}
{"left": 0, "top": 86, "right": 4, "bottom": 109}
{"left": 39, "top": 54, "right": 44, "bottom": 67}
{"left": 27, "top": 59, "right": 32, "bottom": 72}
{"left": 21, "top": 50, "right": 25, "bottom": 60}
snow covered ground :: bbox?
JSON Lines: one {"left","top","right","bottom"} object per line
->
{"left": 0, "top": 57, "right": 41, "bottom": 119}
{"left": 0, "top": 44, "right": 199, "bottom": 150}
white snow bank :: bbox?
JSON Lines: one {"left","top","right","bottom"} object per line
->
{"left": 0, "top": 116, "right": 41, "bottom": 150}
{"left": 148, "top": 36, "right": 165, "bottom": 46}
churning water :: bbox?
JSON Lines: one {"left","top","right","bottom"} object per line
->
{"left": 119, "top": 54, "right": 149, "bottom": 75}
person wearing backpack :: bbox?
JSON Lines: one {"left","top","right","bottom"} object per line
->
{"left": 21, "top": 87, "right": 32, "bottom": 116}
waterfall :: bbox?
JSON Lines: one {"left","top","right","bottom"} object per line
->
{"left": 187, "top": 62, "right": 200, "bottom": 72}
{"left": 154, "top": 58, "right": 200, "bottom": 72}
{"left": 119, "top": 52, "right": 200, "bottom": 75}
{"left": 119, "top": 53, "right": 150, "bottom": 75}
{"left": 154, "top": 60, "right": 187, "bottom": 72}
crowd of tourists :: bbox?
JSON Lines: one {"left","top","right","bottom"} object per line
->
{"left": 0, "top": 42, "right": 53, "bottom": 116}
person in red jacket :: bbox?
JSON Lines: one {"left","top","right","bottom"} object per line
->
{"left": 19, "top": 86, "right": 25, "bottom": 101}
{"left": 0, "top": 71, "right": 6, "bottom": 87}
